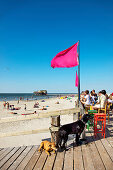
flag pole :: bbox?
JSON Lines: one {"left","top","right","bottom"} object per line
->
{"left": 78, "top": 40, "right": 80, "bottom": 105}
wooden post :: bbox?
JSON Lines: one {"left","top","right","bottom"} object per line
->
{"left": 51, "top": 115, "right": 60, "bottom": 144}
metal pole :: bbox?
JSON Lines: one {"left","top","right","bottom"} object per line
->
{"left": 78, "top": 40, "right": 80, "bottom": 105}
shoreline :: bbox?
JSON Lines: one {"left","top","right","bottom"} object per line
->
{"left": 0, "top": 93, "right": 78, "bottom": 102}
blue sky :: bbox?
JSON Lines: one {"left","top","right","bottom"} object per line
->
{"left": 0, "top": 0, "right": 113, "bottom": 93}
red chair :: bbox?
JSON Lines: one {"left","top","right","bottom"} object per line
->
{"left": 94, "top": 113, "right": 106, "bottom": 138}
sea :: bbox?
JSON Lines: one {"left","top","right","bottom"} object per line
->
{"left": 0, "top": 93, "right": 77, "bottom": 101}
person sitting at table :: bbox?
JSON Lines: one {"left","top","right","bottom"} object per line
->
{"left": 80, "top": 91, "right": 85, "bottom": 102}
{"left": 108, "top": 94, "right": 113, "bottom": 104}
{"left": 92, "top": 89, "right": 96, "bottom": 95}
{"left": 108, "top": 94, "right": 113, "bottom": 110}
{"left": 90, "top": 91, "right": 96, "bottom": 105}
{"left": 92, "top": 90, "right": 107, "bottom": 109}
{"left": 112, "top": 93, "right": 113, "bottom": 99}
{"left": 92, "top": 89, "right": 98, "bottom": 101}
{"left": 81, "top": 90, "right": 91, "bottom": 106}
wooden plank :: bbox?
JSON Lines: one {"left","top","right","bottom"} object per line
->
{"left": 63, "top": 147, "right": 73, "bottom": 170}
{"left": 101, "top": 137, "right": 113, "bottom": 162}
{"left": 33, "top": 151, "right": 48, "bottom": 170}
{"left": 64, "top": 135, "right": 74, "bottom": 170}
{"left": 91, "top": 133, "right": 113, "bottom": 170}
{"left": 16, "top": 146, "right": 38, "bottom": 170}
{"left": 82, "top": 144, "right": 95, "bottom": 170}
{"left": 106, "top": 136, "right": 113, "bottom": 148}
{"left": 106, "top": 121, "right": 113, "bottom": 131}
{"left": 1, "top": 146, "right": 26, "bottom": 169}
{"left": 0, "top": 147, "right": 14, "bottom": 161}
{"left": 0, "top": 147, "right": 20, "bottom": 168}
{"left": 85, "top": 132, "right": 105, "bottom": 170}
{"left": 53, "top": 151, "right": 65, "bottom": 170}
{"left": 106, "top": 124, "right": 113, "bottom": 133}
{"left": 8, "top": 146, "right": 32, "bottom": 170}
{"left": 97, "top": 132, "right": 113, "bottom": 162}
{"left": 0, "top": 148, "right": 8, "bottom": 157}
{"left": 43, "top": 153, "right": 56, "bottom": 170}
{"left": 107, "top": 126, "right": 113, "bottom": 132}
{"left": 74, "top": 146, "right": 84, "bottom": 170}
{"left": 53, "top": 136, "right": 73, "bottom": 170}
{"left": 105, "top": 128, "right": 113, "bottom": 148}
{"left": 106, "top": 127, "right": 111, "bottom": 137}
{"left": 24, "top": 146, "right": 41, "bottom": 170}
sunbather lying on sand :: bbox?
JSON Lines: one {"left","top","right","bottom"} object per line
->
{"left": 55, "top": 101, "right": 59, "bottom": 104}
{"left": 39, "top": 106, "right": 47, "bottom": 110}
{"left": 21, "top": 111, "right": 38, "bottom": 115}
{"left": 10, "top": 107, "right": 21, "bottom": 110}
{"left": 10, "top": 112, "right": 18, "bottom": 114}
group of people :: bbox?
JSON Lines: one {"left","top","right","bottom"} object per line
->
{"left": 81, "top": 89, "right": 113, "bottom": 110}
{"left": 3, "top": 101, "right": 10, "bottom": 109}
{"left": 3, "top": 101, "right": 21, "bottom": 110}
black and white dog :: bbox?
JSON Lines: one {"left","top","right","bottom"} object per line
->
{"left": 56, "top": 114, "right": 92, "bottom": 149}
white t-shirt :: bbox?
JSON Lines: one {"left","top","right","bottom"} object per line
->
{"left": 91, "top": 96, "right": 95, "bottom": 102}
{"left": 108, "top": 99, "right": 113, "bottom": 104}
{"left": 100, "top": 94, "right": 106, "bottom": 108}
{"left": 94, "top": 94, "right": 106, "bottom": 108}
{"left": 85, "top": 94, "right": 91, "bottom": 105}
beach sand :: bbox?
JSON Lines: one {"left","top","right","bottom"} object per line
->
{"left": 0, "top": 95, "right": 78, "bottom": 148}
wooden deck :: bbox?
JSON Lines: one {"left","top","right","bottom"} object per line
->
{"left": 0, "top": 115, "right": 113, "bottom": 170}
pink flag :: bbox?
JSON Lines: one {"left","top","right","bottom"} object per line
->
{"left": 51, "top": 42, "right": 78, "bottom": 68}
{"left": 75, "top": 71, "right": 78, "bottom": 87}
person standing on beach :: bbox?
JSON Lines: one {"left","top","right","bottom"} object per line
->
{"left": 7, "top": 102, "right": 9, "bottom": 110}
{"left": 3, "top": 101, "right": 6, "bottom": 108}
{"left": 24, "top": 104, "right": 26, "bottom": 111}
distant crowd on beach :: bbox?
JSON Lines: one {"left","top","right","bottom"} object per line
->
{"left": 80, "top": 89, "right": 113, "bottom": 110}
{"left": 3, "top": 101, "right": 21, "bottom": 110}
{"left": 2, "top": 95, "right": 76, "bottom": 116}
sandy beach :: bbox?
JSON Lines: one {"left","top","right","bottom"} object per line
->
{"left": 0, "top": 95, "right": 78, "bottom": 118}
{"left": 0, "top": 95, "right": 78, "bottom": 148}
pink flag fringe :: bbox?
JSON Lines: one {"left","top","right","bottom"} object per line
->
{"left": 51, "top": 42, "right": 78, "bottom": 68}
{"left": 75, "top": 71, "right": 78, "bottom": 87}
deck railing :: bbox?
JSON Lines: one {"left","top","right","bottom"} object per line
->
{"left": 0, "top": 106, "right": 81, "bottom": 138}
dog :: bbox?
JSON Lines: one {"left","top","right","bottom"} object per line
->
{"left": 56, "top": 114, "right": 92, "bottom": 149}
{"left": 38, "top": 140, "right": 57, "bottom": 156}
